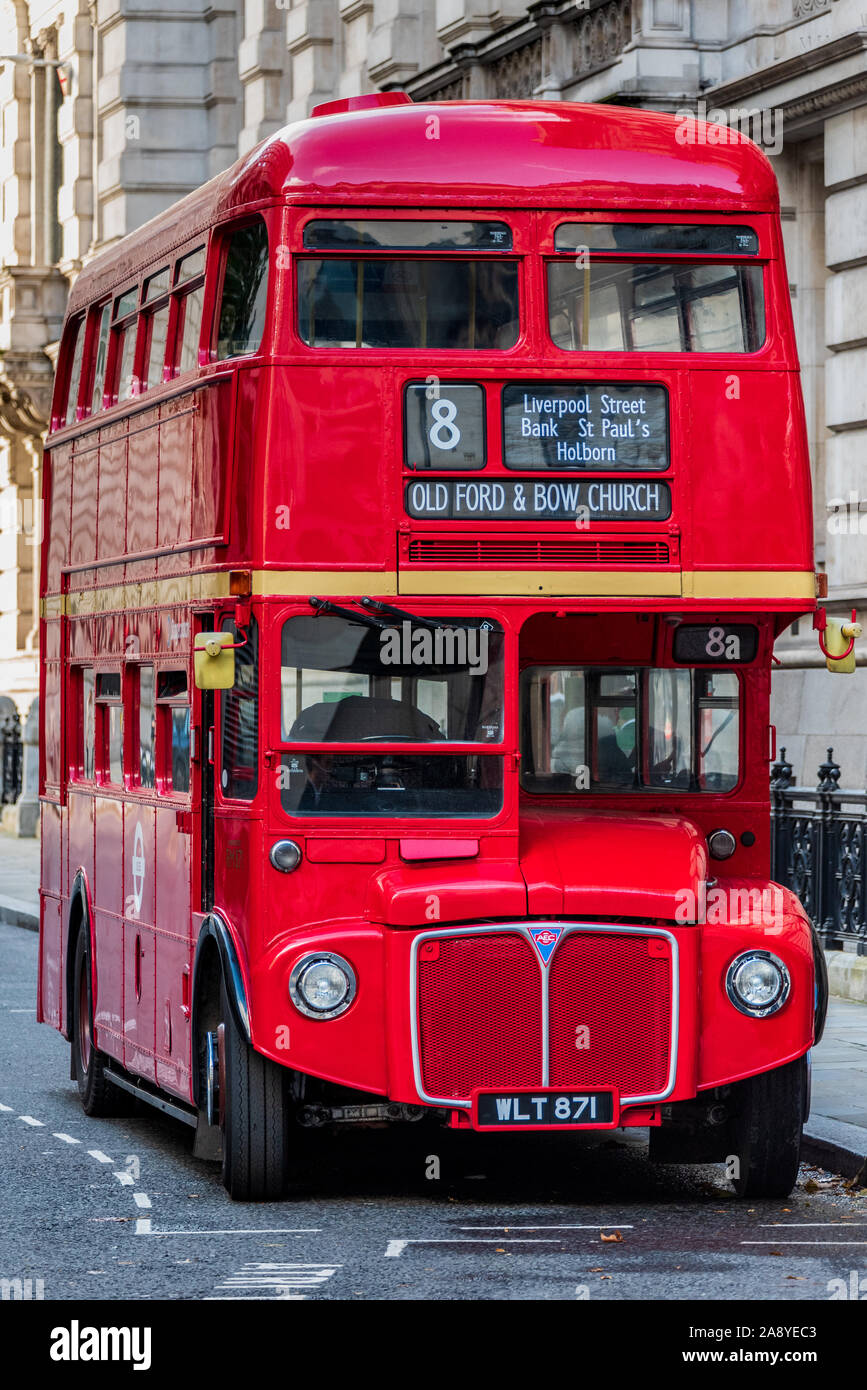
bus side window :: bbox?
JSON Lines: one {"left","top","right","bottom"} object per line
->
{"left": 136, "top": 665, "right": 156, "bottom": 790}
{"left": 90, "top": 303, "right": 111, "bottom": 415}
{"left": 156, "top": 669, "right": 190, "bottom": 794}
{"left": 173, "top": 247, "right": 206, "bottom": 376}
{"left": 62, "top": 315, "right": 86, "bottom": 427}
{"left": 95, "top": 671, "right": 124, "bottom": 786}
{"left": 111, "top": 287, "right": 140, "bottom": 404}
{"left": 216, "top": 222, "right": 269, "bottom": 359}
{"left": 220, "top": 616, "right": 258, "bottom": 800}
{"left": 81, "top": 667, "right": 96, "bottom": 781}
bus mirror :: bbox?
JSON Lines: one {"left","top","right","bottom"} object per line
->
{"left": 194, "top": 631, "right": 236, "bottom": 689}
{"left": 814, "top": 609, "right": 861, "bottom": 674}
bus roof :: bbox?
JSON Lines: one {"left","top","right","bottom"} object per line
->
{"left": 67, "top": 99, "right": 778, "bottom": 314}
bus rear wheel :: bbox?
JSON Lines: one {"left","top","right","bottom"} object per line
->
{"left": 71, "top": 930, "right": 134, "bottom": 1117}
{"left": 730, "top": 1055, "right": 805, "bottom": 1199}
{"left": 219, "top": 975, "right": 290, "bottom": 1201}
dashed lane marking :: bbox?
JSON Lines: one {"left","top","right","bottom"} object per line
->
{"left": 0, "top": 1103, "right": 12, "bottom": 1112}
{"left": 209, "top": 1263, "right": 341, "bottom": 1301}
{"left": 114, "top": 1170, "right": 135, "bottom": 1185}
{"left": 53, "top": 1133, "right": 80, "bottom": 1144}
{"left": 385, "top": 1238, "right": 561, "bottom": 1257}
{"left": 19, "top": 1115, "right": 44, "bottom": 1126}
{"left": 461, "top": 1224, "right": 635, "bottom": 1231}
{"left": 133, "top": 1193, "right": 152, "bottom": 1209}
{"left": 135, "top": 1225, "right": 322, "bottom": 1237}
{"left": 87, "top": 1149, "right": 113, "bottom": 1164}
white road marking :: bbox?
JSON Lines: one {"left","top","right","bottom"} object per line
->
{"left": 135, "top": 1225, "right": 322, "bottom": 1236}
{"left": 87, "top": 1149, "right": 113, "bottom": 1163}
{"left": 760, "top": 1222, "right": 867, "bottom": 1227}
{"left": 133, "top": 1193, "right": 152, "bottom": 1209}
{"left": 135, "top": 1219, "right": 152, "bottom": 1235}
{"left": 385, "top": 1237, "right": 560, "bottom": 1257}
{"left": 461, "top": 1224, "right": 634, "bottom": 1231}
{"left": 19, "top": 1115, "right": 44, "bottom": 1126}
{"left": 53, "top": 1133, "right": 80, "bottom": 1144}
{"left": 742, "top": 1241, "right": 867, "bottom": 1246}
{"left": 212, "top": 1263, "right": 341, "bottom": 1300}
{"left": 0, "top": 1103, "right": 13, "bottom": 1111}
{"left": 114, "top": 1170, "right": 134, "bottom": 1185}
{"left": 8, "top": 1009, "right": 32, "bottom": 1013}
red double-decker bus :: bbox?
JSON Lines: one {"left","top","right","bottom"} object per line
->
{"left": 40, "top": 93, "right": 831, "bottom": 1200}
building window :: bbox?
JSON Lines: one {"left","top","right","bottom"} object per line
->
{"left": 216, "top": 222, "right": 269, "bottom": 359}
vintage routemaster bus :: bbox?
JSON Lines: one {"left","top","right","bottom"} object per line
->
{"left": 39, "top": 93, "right": 838, "bottom": 1200}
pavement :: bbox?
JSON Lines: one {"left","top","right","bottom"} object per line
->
{"left": 1, "top": 828, "right": 864, "bottom": 1183}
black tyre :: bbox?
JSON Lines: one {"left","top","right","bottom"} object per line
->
{"left": 71, "top": 929, "right": 134, "bottom": 1117}
{"left": 730, "top": 1056, "right": 805, "bottom": 1198}
{"left": 220, "top": 975, "right": 289, "bottom": 1201}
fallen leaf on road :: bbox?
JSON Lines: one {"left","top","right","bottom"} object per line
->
{"left": 600, "top": 1231, "right": 623, "bottom": 1242}
{"left": 786, "top": 1276, "right": 805, "bottom": 1281}
{"left": 803, "top": 1179, "right": 819, "bottom": 1192}
{"left": 769, "top": 1250, "right": 783, "bottom": 1256}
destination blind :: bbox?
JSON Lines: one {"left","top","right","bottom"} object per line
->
{"left": 405, "top": 477, "right": 672, "bottom": 521}
{"left": 503, "top": 382, "right": 669, "bottom": 471}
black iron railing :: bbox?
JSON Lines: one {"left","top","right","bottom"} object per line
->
{"left": 0, "top": 711, "right": 22, "bottom": 805}
{"left": 771, "top": 747, "right": 866, "bottom": 954}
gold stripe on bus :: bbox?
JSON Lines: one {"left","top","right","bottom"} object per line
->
{"left": 683, "top": 571, "right": 816, "bottom": 600}
{"left": 398, "top": 570, "right": 682, "bottom": 597}
{"left": 65, "top": 572, "right": 231, "bottom": 617}
{"left": 248, "top": 570, "right": 399, "bottom": 596}
{"left": 50, "top": 568, "right": 816, "bottom": 615}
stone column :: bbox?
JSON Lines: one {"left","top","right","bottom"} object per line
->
{"left": 6, "top": 696, "right": 39, "bottom": 837}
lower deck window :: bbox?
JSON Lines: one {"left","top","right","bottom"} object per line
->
{"left": 279, "top": 753, "right": 502, "bottom": 818}
{"left": 522, "top": 666, "right": 739, "bottom": 794}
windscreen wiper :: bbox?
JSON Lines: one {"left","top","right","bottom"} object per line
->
{"left": 360, "top": 597, "right": 481, "bottom": 632}
{"left": 308, "top": 596, "right": 387, "bottom": 630}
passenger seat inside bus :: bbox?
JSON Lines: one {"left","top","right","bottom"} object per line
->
{"left": 288, "top": 694, "right": 444, "bottom": 742}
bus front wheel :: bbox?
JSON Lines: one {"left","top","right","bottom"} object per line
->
{"left": 730, "top": 1056, "right": 805, "bottom": 1199}
{"left": 71, "top": 930, "right": 134, "bottom": 1117}
{"left": 219, "top": 975, "right": 290, "bottom": 1201}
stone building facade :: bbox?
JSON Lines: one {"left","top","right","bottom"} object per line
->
{"left": 1, "top": 0, "right": 866, "bottom": 795}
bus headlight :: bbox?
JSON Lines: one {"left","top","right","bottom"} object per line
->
{"left": 707, "top": 829, "right": 736, "bottom": 860}
{"left": 289, "top": 953, "right": 356, "bottom": 1020}
{"left": 725, "top": 950, "right": 790, "bottom": 1018}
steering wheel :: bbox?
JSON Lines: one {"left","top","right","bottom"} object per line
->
{"left": 359, "top": 734, "right": 417, "bottom": 741}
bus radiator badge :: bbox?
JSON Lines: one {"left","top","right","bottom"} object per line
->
{"left": 529, "top": 926, "right": 563, "bottom": 965}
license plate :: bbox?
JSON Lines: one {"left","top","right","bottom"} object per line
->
{"left": 473, "top": 1090, "right": 616, "bottom": 1130}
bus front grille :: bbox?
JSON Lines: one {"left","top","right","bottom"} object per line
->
{"left": 414, "top": 926, "right": 674, "bottom": 1107}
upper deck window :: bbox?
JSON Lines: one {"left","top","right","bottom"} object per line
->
{"left": 549, "top": 260, "right": 764, "bottom": 354}
{"left": 298, "top": 259, "right": 519, "bottom": 349}
{"left": 216, "top": 221, "right": 269, "bottom": 359}
{"left": 63, "top": 316, "right": 85, "bottom": 426}
{"left": 554, "top": 223, "right": 760, "bottom": 256}
{"left": 303, "top": 220, "right": 512, "bottom": 251}
{"left": 549, "top": 222, "right": 764, "bottom": 354}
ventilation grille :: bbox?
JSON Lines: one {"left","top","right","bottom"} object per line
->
{"left": 405, "top": 537, "right": 672, "bottom": 567}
